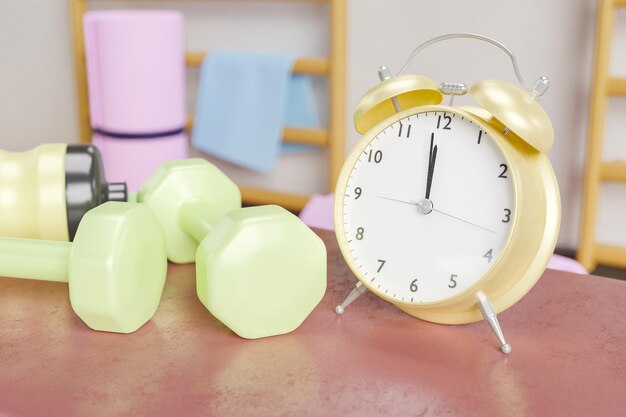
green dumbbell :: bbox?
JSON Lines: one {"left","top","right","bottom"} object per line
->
{"left": 0, "top": 202, "right": 167, "bottom": 333}
{"left": 138, "top": 159, "right": 327, "bottom": 339}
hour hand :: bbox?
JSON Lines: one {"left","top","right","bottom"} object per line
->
{"left": 425, "top": 133, "right": 438, "bottom": 200}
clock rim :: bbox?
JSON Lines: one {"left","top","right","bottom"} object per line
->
{"left": 335, "top": 106, "right": 518, "bottom": 307}
{"left": 334, "top": 104, "right": 560, "bottom": 324}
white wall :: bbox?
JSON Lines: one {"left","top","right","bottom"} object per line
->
{"left": 1, "top": 0, "right": 624, "bottom": 252}
{"left": 0, "top": 1, "right": 78, "bottom": 150}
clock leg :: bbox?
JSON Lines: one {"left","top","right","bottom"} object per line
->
{"left": 476, "top": 293, "right": 512, "bottom": 354}
{"left": 335, "top": 281, "right": 368, "bottom": 315}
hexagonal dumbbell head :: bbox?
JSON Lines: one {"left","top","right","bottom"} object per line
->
{"left": 196, "top": 205, "right": 327, "bottom": 339}
{"left": 138, "top": 159, "right": 241, "bottom": 263}
{"left": 69, "top": 202, "right": 167, "bottom": 333}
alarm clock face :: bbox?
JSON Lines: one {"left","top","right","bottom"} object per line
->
{"left": 338, "top": 109, "right": 515, "bottom": 304}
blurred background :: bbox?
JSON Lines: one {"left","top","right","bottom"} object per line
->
{"left": 1, "top": 0, "right": 625, "bottom": 275}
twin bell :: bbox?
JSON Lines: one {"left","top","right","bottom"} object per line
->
{"left": 353, "top": 69, "right": 554, "bottom": 154}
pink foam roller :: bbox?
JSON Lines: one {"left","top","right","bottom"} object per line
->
{"left": 84, "top": 10, "right": 186, "bottom": 134}
{"left": 299, "top": 193, "right": 335, "bottom": 231}
{"left": 92, "top": 133, "right": 189, "bottom": 192}
{"left": 547, "top": 254, "right": 589, "bottom": 275}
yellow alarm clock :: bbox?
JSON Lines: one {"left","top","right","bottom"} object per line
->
{"left": 334, "top": 33, "right": 560, "bottom": 353}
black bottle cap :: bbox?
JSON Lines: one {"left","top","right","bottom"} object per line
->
{"left": 65, "top": 145, "right": 128, "bottom": 240}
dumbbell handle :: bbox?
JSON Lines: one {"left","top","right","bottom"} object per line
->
{"left": 179, "top": 197, "right": 218, "bottom": 243}
{"left": 0, "top": 238, "right": 70, "bottom": 283}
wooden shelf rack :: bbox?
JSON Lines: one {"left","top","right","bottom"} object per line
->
{"left": 578, "top": 0, "right": 626, "bottom": 270}
{"left": 69, "top": 0, "right": 346, "bottom": 212}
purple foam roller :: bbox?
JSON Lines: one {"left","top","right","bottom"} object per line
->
{"left": 84, "top": 10, "right": 186, "bottom": 135}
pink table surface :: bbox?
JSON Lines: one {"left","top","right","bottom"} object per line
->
{"left": 0, "top": 229, "right": 625, "bottom": 417}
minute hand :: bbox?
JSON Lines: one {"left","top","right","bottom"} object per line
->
{"left": 425, "top": 132, "right": 438, "bottom": 200}
{"left": 376, "top": 196, "right": 496, "bottom": 234}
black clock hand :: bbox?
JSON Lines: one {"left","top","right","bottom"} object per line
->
{"left": 425, "top": 133, "right": 438, "bottom": 200}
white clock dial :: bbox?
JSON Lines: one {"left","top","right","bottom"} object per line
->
{"left": 340, "top": 110, "right": 515, "bottom": 304}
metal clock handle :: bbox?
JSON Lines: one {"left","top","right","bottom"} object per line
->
{"left": 396, "top": 32, "right": 550, "bottom": 98}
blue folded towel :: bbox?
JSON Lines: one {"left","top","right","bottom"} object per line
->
{"left": 192, "top": 50, "right": 319, "bottom": 173}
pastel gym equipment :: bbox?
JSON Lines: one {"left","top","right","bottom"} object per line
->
{"left": 83, "top": 10, "right": 186, "bottom": 134}
{"left": 137, "top": 158, "right": 242, "bottom": 264}
{"left": 299, "top": 193, "right": 335, "bottom": 231}
{"left": 71, "top": 0, "right": 347, "bottom": 211}
{"left": 0, "top": 143, "right": 127, "bottom": 241}
{"left": 84, "top": 10, "right": 189, "bottom": 192}
{"left": 92, "top": 132, "right": 189, "bottom": 192}
{"left": 0, "top": 202, "right": 167, "bottom": 333}
{"left": 138, "top": 159, "right": 327, "bottom": 339}
{"left": 196, "top": 205, "right": 328, "bottom": 339}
